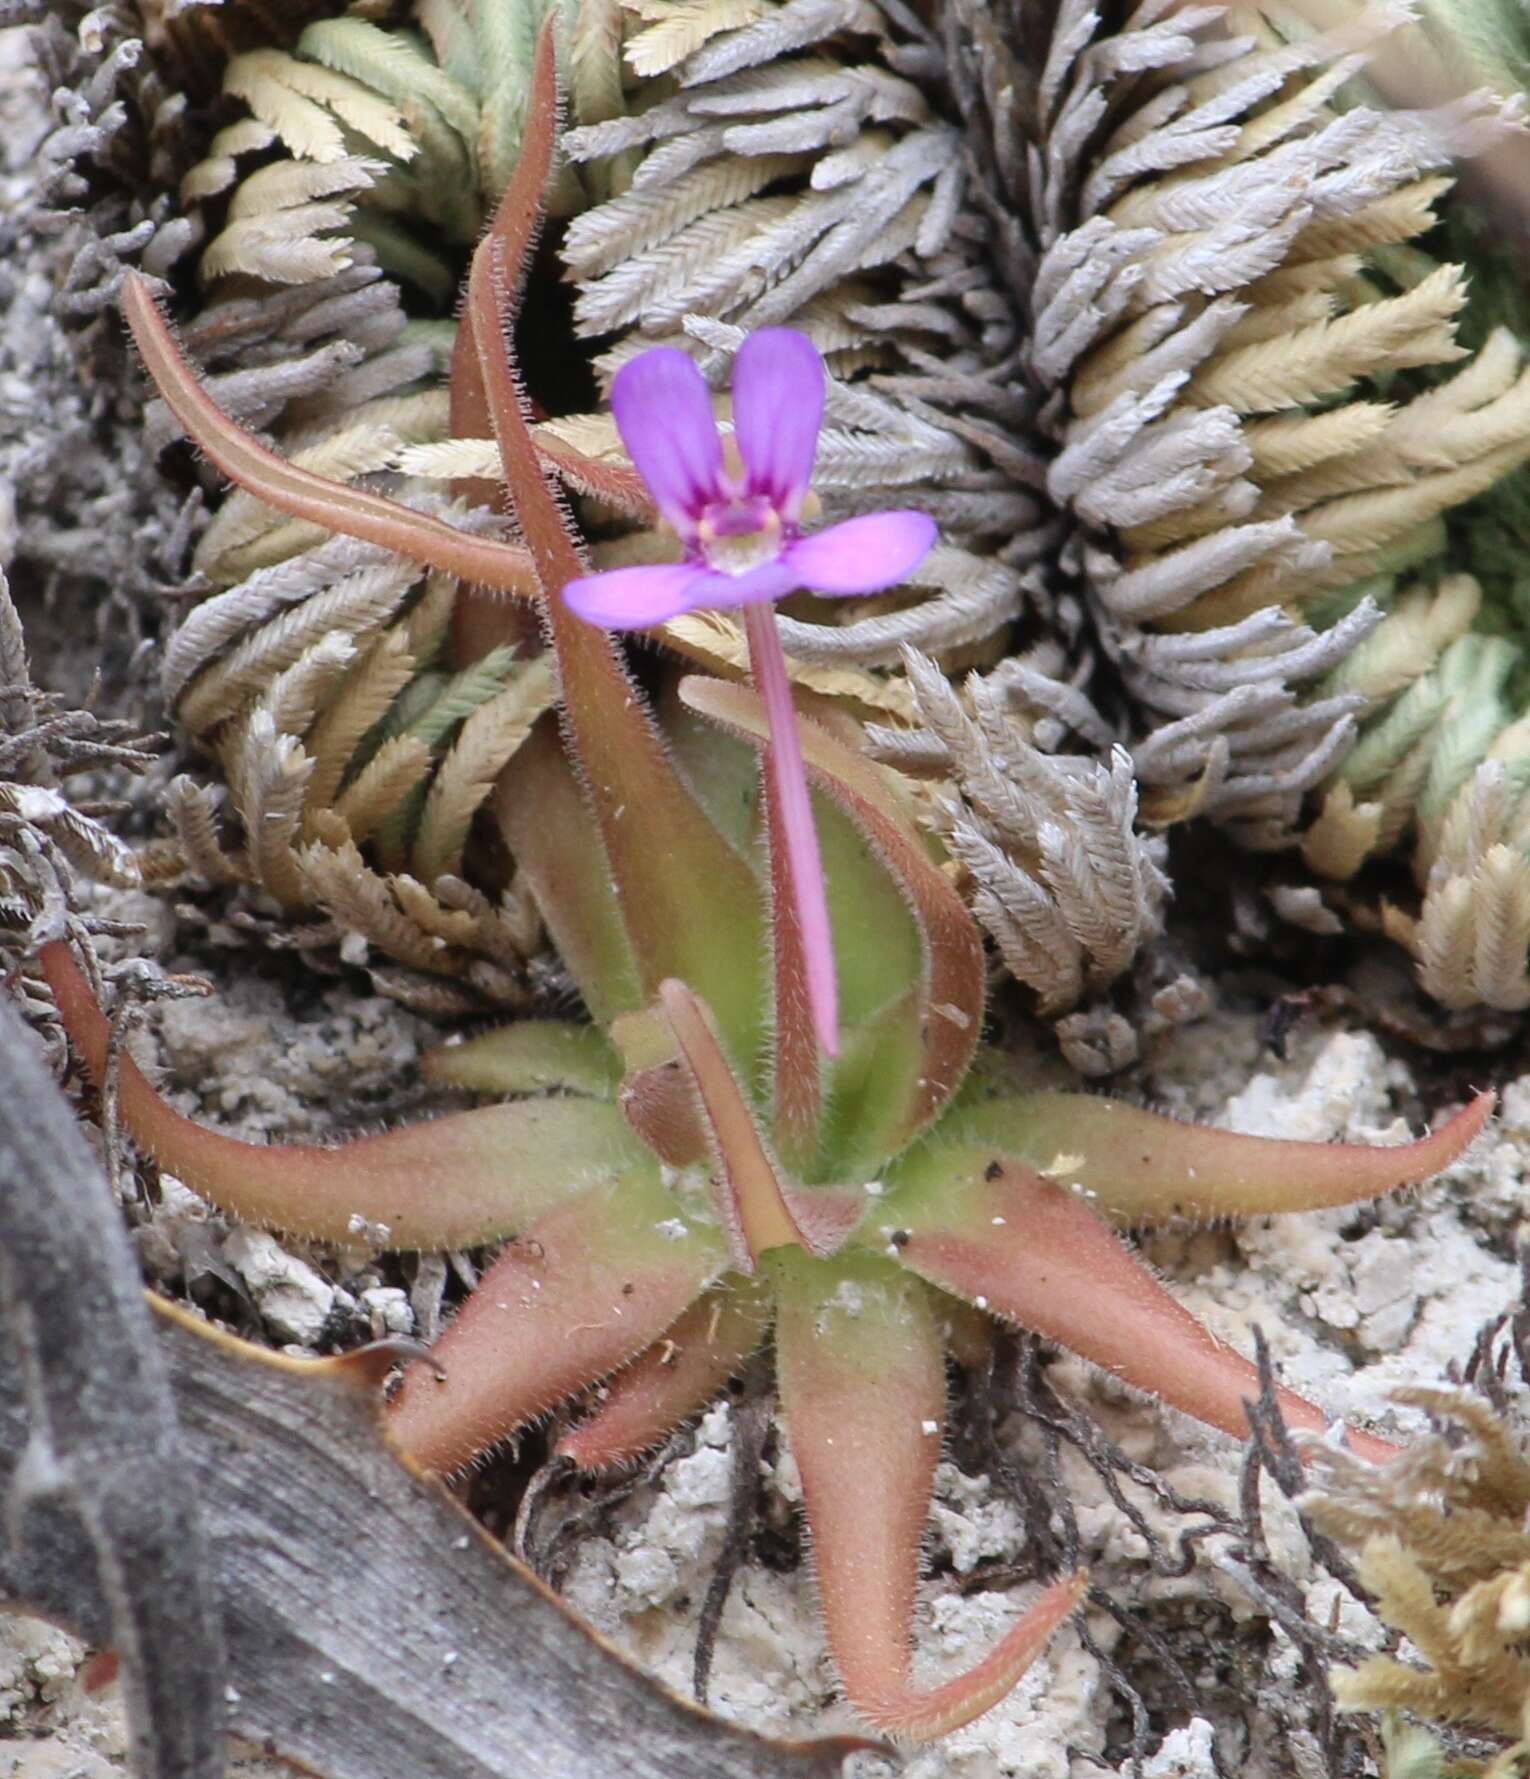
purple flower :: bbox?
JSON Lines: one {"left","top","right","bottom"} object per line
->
{"left": 563, "top": 330, "right": 937, "bottom": 1060}
{"left": 563, "top": 331, "right": 935, "bottom": 629}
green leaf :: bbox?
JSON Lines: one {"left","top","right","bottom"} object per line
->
{"left": 913, "top": 1087, "right": 1494, "bottom": 1226}
{"left": 41, "top": 940, "right": 645, "bottom": 1248}
{"left": 491, "top": 717, "right": 642, "bottom": 1024}
{"left": 680, "top": 676, "right": 983, "bottom": 1155}
{"left": 423, "top": 1018, "right": 622, "bottom": 1097}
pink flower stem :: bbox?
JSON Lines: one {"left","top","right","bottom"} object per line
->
{"left": 743, "top": 601, "right": 839, "bottom": 1057}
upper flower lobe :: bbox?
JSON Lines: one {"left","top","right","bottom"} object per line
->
{"left": 731, "top": 329, "right": 824, "bottom": 520}
{"left": 607, "top": 346, "right": 724, "bottom": 540}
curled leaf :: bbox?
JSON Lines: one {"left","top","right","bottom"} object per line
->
{"left": 772, "top": 1249, "right": 1086, "bottom": 1737}
{"left": 42, "top": 940, "right": 647, "bottom": 1248}
{"left": 937, "top": 1089, "right": 1494, "bottom": 1225}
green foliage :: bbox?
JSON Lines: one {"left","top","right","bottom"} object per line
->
{"left": 186, "top": 0, "right": 615, "bottom": 297}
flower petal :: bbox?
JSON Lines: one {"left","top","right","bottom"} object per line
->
{"left": 785, "top": 511, "right": 938, "bottom": 594}
{"left": 732, "top": 329, "right": 824, "bottom": 521}
{"left": 562, "top": 561, "right": 711, "bottom": 628}
{"left": 683, "top": 558, "right": 802, "bottom": 611}
{"left": 610, "top": 347, "right": 724, "bottom": 536}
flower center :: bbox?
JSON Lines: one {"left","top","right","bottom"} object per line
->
{"left": 696, "top": 496, "right": 784, "bottom": 577}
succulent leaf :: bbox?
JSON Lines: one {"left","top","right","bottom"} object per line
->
{"left": 886, "top": 1152, "right": 1399, "bottom": 1465}
{"left": 388, "top": 1172, "right": 727, "bottom": 1475}
{"left": 490, "top": 718, "right": 642, "bottom": 1023}
{"left": 463, "top": 38, "right": 768, "bottom": 1068}
{"left": 40, "top": 940, "right": 640, "bottom": 1249}
{"left": 557, "top": 1280, "right": 771, "bottom": 1472}
{"left": 679, "top": 675, "right": 982, "bottom": 1154}
{"left": 771, "top": 1247, "right": 1086, "bottom": 1737}
{"left": 421, "top": 1017, "right": 622, "bottom": 1098}
{"left": 921, "top": 1088, "right": 1494, "bottom": 1226}
{"left": 659, "top": 979, "right": 862, "bottom": 1268}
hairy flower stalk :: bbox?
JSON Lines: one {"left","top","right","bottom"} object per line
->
{"left": 563, "top": 332, "right": 936, "bottom": 1055}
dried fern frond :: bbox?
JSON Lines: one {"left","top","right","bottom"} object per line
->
{"left": 157, "top": 493, "right": 553, "bottom": 1006}
{"left": 882, "top": 647, "right": 1170, "bottom": 1023}
{"left": 296, "top": 837, "right": 540, "bottom": 1009}
{"left": 109, "top": 0, "right": 640, "bottom": 1008}
{"left": 183, "top": 0, "right": 613, "bottom": 297}
{"left": 943, "top": 0, "right": 1530, "bottom": 841}
{"left": 1309, "top": 1389, "right": 1530, "bottom": 1741}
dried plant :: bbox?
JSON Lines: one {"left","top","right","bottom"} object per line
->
{"left": 158, "top": 532, "right": 556, "bottom": 1010}
{"left": 884, "top": 645, "right": 1171, "bottom": 1022}
{"left": 911, "top": 0, "right": 1530, "bottom": 848}
{"left": 0, "top": 565, "right": 172, "bottom": 1078}
{"left": 178, "top": 0, "right": 624, "bottom": 300}
{"left": 39, "top": 34, "right": 1499, "bottom": 1739}
{"left": 1309, "top": 1387, "right": 1530, "bottom": 1746}
{"left": 0, "top": 568, "right": 154, "bottom": 928}
{"left": 91, "top": 0, "right": 632, "bottom": 1005}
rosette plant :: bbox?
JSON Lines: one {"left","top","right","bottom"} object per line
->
{"left": 44, "top": 31, "right": 1493, "bottom": 1739}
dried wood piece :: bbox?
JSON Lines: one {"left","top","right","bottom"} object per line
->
{"left": 0, "top": 991, "right": 226, "bottom": 1779}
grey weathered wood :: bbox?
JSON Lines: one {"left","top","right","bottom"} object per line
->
{"left": 0, "top": 990, "right": 227, "bottom": 1779}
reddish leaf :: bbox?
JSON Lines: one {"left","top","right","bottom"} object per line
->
{"left": 890, "top": 1152, "right": 1399, "bottom": 1465}
{"left": 535, "top": 437, "right": 655, "bottom": 518}
{"left": 937, "top": 1089, "right": 1493, "bottom": 1225}
{"left": 41, "top": 941, "right": 646, "bottom": 1249}
{"left": 558, "top": 1280, "right": 770, "bottom": 1471}
{"left": 610, "top": 1002, "right": 712, "bottom": 1165}
{"left": 659, "top": 980, "right": 861, "bottom": 1270}
{"left": 388, "top": 1173, "right": 726, "bottom": 1474}
{"left": 446, "top": 248, "right": 539, "bottom": 666}
{"left": 466, "top": 32, "right": 766, "bottom": 1067}
{"left": 120, "top": 273, "right": 537, "bottom": 599}
{"left": 771, "top": 1251, "right": 1086, "bottom": 1737}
